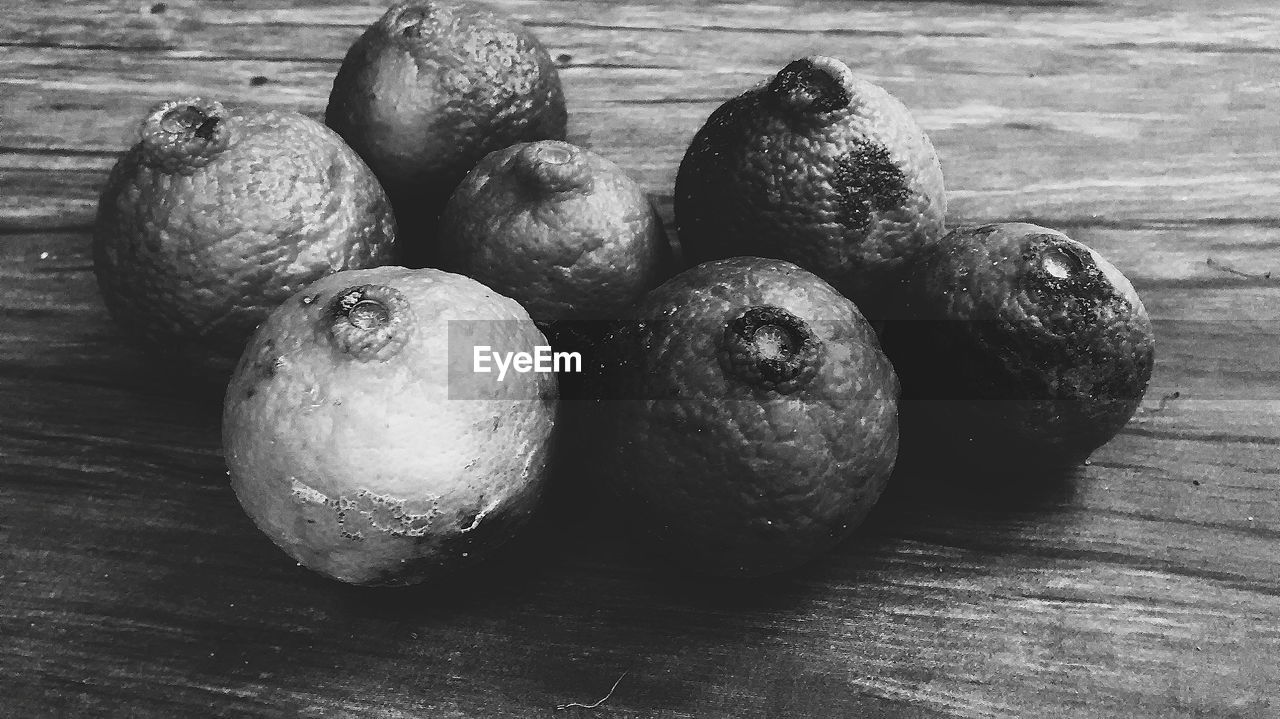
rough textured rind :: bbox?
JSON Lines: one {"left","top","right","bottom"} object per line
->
{"left": 436, "top": 140, "right": 672, "bottom": 323}
{"left": 222, "top": 267, "right": 558, "bottom": 587}
{"left": 674, "top": 55, "right": 946, "bottom": 318}
{"left": 882, "top": 222, "right": 1156, "bottom": 468}
{"left": 92, "top": 100, "right": 397, "bottom": 380}
{"left": 325, "top": 0, "right": 568, "bottom": 266}
{"left": 599, "top": 257, "right": 900, "bottom": 578}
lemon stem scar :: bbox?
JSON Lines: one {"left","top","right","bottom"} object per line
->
{"left": 1040, "top": 245, "right": 1084, "bottom": 280}
{"left": 535, "top": 143, "right": 573, "bottom": 165}
{"left": 324, "top": 284, "right": 415, "bottom": 362}
{"left": 718, "top": 306, "right": 822, "bottom": 393}
{"left": 768, "top": 57, "right": 852, "bottom": 114}
{"left": 514, "top": 141, "right": 591, "bottom": 194}
{"left": 156, "top": 103, "right": 222, "bottom": 146}
{"left": 194, "top": 116, "right": 221, "bottom": 141}
{"left": 347, "top": 299, "right": 391, "bottom": 330}
{"left": 752, "top": 324, "right": 797, "bottom": 361}
{"left": 393, "top": 3, "right": 437, "bottom": 37}
{"left": 159, "top": 105, "right": 210, "bottom": 135}
{"left": 139, "top": 97, "right": 232, "bottom": 174}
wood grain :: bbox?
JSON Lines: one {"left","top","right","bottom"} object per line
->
{"left": 2, "top": 1, "right": 1278, "bottom": 717}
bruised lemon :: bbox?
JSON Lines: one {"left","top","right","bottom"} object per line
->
{"left": 675, "top": 56, "right": 945, "bottom": 318}
{"left": 598, "top": 257, "right": 899, "bottom": 578}
{"left": 93, "top": 97, "right": 397, "bottom": 380}
{"left": 882, "top": 222, "right": 1155, "bottom": 469}
{"left": 222, "top": 266, "right": 557, "bottom": 586}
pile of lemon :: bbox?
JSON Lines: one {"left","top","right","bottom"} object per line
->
{"left": 93, "top": 0, "right": 1154, "bottom": 586}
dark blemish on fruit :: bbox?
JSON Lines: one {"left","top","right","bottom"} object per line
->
{"left": 250, "top": 339, "right": 280, "bottom": 383}
{"left": 985, "top": 234, "right": 1154, "bottom": 407}
{"left": 303, "top": 483, "right": 429, "bottom": 548}
{"left": 768, "top": 58, "right": 850, "bottom": 113}
{"left": 258, "top": 355, "right": 284, "bottom": 379}
{"left": 249, "top": 75, "right": 270, "bottom": 87}
{"left": 555, "top": 53, "right": 572, "bottom": 66}
{"left": 833, "top": 140, "right": 911, "bottom": 231}
{"left": 193, "top": 116, "right": 220, "bottom": 142}
{"left": 338, "top": 489, "right": 438, "bottom": 537}
{"left": 150, "top": 2, "right": 167, "bottom": 13}
{"left": 1193, "top": 480, "right": 1201, "bottom": 487}
{"left": 539, "top": 384, "right": 557, "bottom": 403}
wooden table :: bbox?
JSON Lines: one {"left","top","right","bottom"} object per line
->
{"left": 4, "top": 1, "right": 1278, "bottom": 716}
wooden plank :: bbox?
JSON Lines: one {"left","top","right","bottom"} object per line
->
{"left": 1, "top": 227, "right": 1278, "bottom": 716}
{"left": 5, "top": 0, "right": 1280, "bottom": 49}
{"left": 5, "top": 10, "right": 1280, "bottom": 227}
{"left": 2, "top": 374, "right": 1277, "bottom": 718}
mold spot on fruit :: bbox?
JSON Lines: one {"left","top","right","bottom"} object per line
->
{"left": 193, "top": 116, "right": 221, "bottom": 142}
{"left": 291, "top": 479, "right": 330, "bottom": 505}
{"left": 833, "top": 141, "right": 911, "bottom": 232}
{"left": 289, "top": 481, "right": 444, "bottom": 538}
{"left": 355, "top": 489, "right": 441, "bottom": 537}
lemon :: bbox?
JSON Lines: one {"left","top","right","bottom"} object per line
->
{"left": 437, "top": 140, "right": 671, "bottom": 323}
{"left": 675, "top": 56, "right": 945, "bottom": 318}
{"left": 882, "top": 222, "right": 1155, "bottom": 469}
{"left": 93, "top": 97, "right": 396, "bottom": 380}
{"left": 223, "top": 266, "right": 557, "bottom": 586}
{"left": 598, "top": 257, "right": 899, "bottom": 578}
